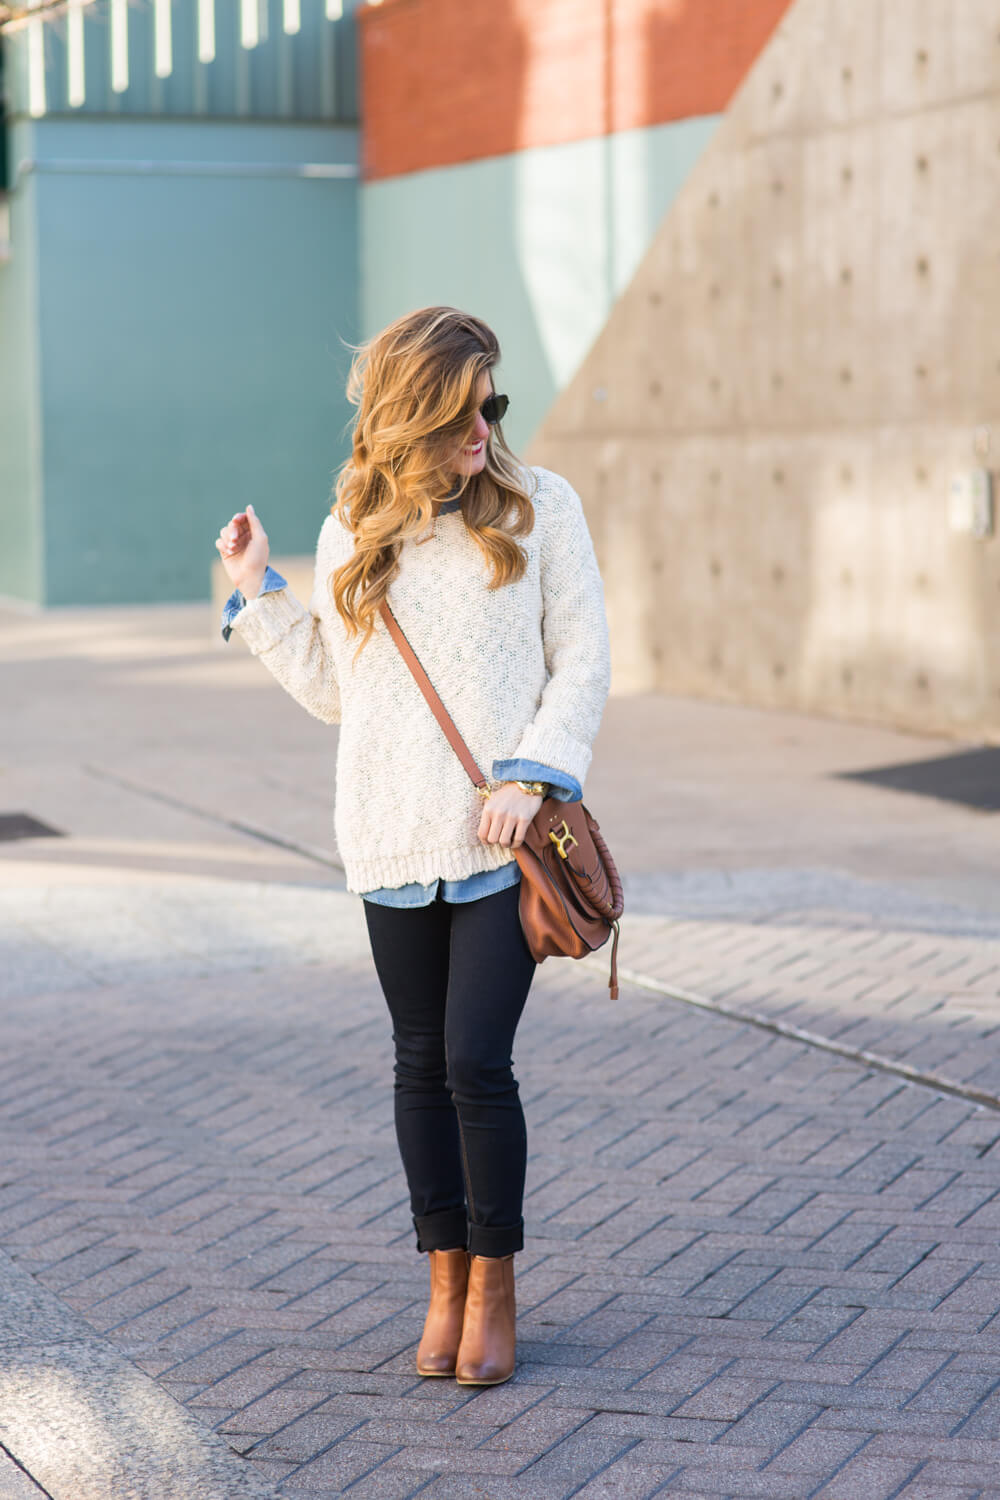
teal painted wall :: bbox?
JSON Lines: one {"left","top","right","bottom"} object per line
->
{"left": 0, "top": 121, "right": 44, "bottom": 605}
{"left": 22, "top": 117, "right": 358, "bottom": 605}
{"left": 0, "top": 0, "right": 362, "bottom": 606}
{"left": 361, "top": 116, "right": 720, "bottom": 456}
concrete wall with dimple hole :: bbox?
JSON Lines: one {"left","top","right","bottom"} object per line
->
{"left": 361, "top": 116, "right": 720, "bottom": 457}
{"left": 528, "top": 0, "right": 1000, "bottom": 738}
{"left": 25, "top": 118, "right": 358, "bottom": 607}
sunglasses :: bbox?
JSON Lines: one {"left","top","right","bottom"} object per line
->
{"left": 480, "top": 393, "right": 509, "bottom": 425}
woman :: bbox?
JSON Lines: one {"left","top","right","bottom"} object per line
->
{"left": 216, "top": 307, "right": 610, "bottom": 1386}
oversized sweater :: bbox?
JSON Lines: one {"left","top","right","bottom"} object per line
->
{"left": 232, "top": 465, "right": 611, "bottom": 894}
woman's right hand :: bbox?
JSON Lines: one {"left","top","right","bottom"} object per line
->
{"left": 216, "top": 504, "right": 269, "bottom": 599}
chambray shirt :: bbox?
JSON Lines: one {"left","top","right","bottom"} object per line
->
{"left": 221, "top": 497, "right": 582, "bottom": 907}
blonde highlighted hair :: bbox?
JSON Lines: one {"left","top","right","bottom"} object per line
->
{"left": 331, "top": 306, "right": 535, "bottom": 648}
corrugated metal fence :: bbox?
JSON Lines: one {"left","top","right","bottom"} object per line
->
{"left": 5, "top": 0, "right": 362, "bottom": 120}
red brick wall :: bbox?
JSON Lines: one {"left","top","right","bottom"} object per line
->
{"left": 360, "top": 0, "right": 794, "bottom": 181}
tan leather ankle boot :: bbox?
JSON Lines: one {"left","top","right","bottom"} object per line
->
{"left": 455, "top": 1253, "right": 516, "bottom": 1386}
{"left": 416, "top": 1248, "right": 469, "bottom": 1376}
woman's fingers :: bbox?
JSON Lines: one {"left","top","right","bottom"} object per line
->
{"left": 214, "top": 511, "right": 265, "bottom": 597}
{"left": 479, "top": 812, "right": 523, "bottom": 847}
{"left": 217, "top": 517, "right": 252, "bottom": 557}
{"left": 478, "top": 788, "right": 543, "bottom": 845}
{"left": 480, "top": 813, "right": 499, "bottom": 842}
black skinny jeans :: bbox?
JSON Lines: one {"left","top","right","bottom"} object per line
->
{"left": 363, "top": 882, "right": 536, "bottom": 1258}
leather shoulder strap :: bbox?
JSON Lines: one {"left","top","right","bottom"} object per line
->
{"left": 379, "top": 601, "right": 489, "bottom": 793}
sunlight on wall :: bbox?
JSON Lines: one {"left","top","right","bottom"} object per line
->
{"left": 598, "top": 440, "right": 662, "bottom": 695}
{"left": 797, "top": 438, "right": 991, "bottom": 722}
{"left": 513, "top": 120, "right": 716, "bottom": 404}
{"left": 514, "top": 149, "right": 612, "bottom": 393}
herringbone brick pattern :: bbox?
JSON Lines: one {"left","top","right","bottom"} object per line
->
{"left": 2, "top": 883, "right": 1000, "bottom": 1497}
{"left": 622, "top": 914, "right": 1000, "bottom": 1097}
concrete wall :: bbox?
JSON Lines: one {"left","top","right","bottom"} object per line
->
{"left": 361, "top": 117, "right": 718, "bottom": 454}
{"left": 2, "top": 118, "right": 358, "bottom": 606}
{"left": 358, "top": 0, "right": 792, "bottom": 453}
{"left": 529, "top": 0, "right": 1000, "bottom": 738}
{"left": 0, "top": 122, "right": 44, "bottom": 604}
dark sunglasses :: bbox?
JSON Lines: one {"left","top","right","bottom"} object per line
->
{"left": 480, "top": 393, "right": 509, "bottom": 425}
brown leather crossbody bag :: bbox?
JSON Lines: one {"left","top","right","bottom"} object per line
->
{"left": 380, "top": 602, "right": 624, "bottom": 998}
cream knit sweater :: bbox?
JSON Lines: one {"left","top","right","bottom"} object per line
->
{"left": 233, "top": 465, "right": 611, "bottom": 893}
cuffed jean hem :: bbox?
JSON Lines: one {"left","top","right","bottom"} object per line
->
{"left": 468, "top": 1219, "right": 524, "bottom": 1258}
{"left": 414, "top": 1207, "right": 468, "bottom": 1254}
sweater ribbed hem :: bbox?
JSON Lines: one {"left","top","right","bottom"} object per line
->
{"left": 510, "top": 722, "right": 592, "bottom": 789}
{"left": 232, "top": 588, "right": 306, "bottom": 657}
{"left": 343, "top": 841, "right": 516, "bottom": 895}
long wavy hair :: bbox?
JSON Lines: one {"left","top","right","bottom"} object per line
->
{"left": 331, "top": 307, "right": 535, "bottom": 649}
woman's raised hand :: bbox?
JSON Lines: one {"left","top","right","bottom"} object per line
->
{"left": 215, "top": 504, "right": 270, "bottom": 599}
{"left": 478, "top": 783, "right": 544, "bottom": 849}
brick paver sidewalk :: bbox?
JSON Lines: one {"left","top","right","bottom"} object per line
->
{"left": 2, "top": 879, "right": 1000, "bottom": 1497}
{"left": 619, "top": 915, "right": 1000, "bottom": 1102}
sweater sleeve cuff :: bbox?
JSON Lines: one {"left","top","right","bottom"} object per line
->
{"left": 507, "top": 724, "right": 592, "bottom": 790}
{"left": 491, "top": 758, "right": 582, "bottom": 804}
{"left": 230, "top": 586, "right": 307, "bottom": 657}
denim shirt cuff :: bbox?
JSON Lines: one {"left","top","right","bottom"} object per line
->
{"left": 221, "top": 564, "right": 288, "bottom": 641}
{"left": 491, "top": 757, "right": 583, "bottom": 804}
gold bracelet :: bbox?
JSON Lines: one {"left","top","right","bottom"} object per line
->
{"left": 514, "top": 780, "right": 547, "bottom": 797}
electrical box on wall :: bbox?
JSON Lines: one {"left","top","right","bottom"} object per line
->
{"left": 948, "top": 469, "right": 994, "bottom": 538}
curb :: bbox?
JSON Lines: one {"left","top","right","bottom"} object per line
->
{"left": 0, "top": 1248, "right": 282, "bottom": 1500}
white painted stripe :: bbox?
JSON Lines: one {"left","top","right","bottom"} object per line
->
{"left": 240, "top": 0, "right": 259, "bottom": 49}
{"left": 67, "top": 0, "right": 86, "bottom": 108}
{"left": 154, "top": 0, "right": 173, "bottom": 79}
{"left": 197, "top": 0, "right": 216, "bottom": 64}
{"left": 110, "top": 0, "right": 129, "bottom": 93}
{"left": 283, "top": 0, "right": 301, "bottom": 34}
{"left": 27, "top": 5, "right": 46, "bottom": 119}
